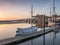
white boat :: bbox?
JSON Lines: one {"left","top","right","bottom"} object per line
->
{"left": 16, "top": 26, "right": 38, "bottom": 36}
{"left": 16, "top": 26, "right": 52, "bottom": 36}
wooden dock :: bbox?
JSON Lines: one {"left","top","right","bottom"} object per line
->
{"left": 0, "top": 29, "right": 53, "bottom": 45}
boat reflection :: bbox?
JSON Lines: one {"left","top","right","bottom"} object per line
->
{"left": 53, "top": 25, "right": 60, "bottom": 33}
{"left": 53, "top": 24, "right": 60, "bottom": 45}
{"left": 31, "top": 40, "right": 33, "bottom": 45}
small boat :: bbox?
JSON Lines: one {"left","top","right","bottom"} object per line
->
{"left": 16, "top": 26, "right": 38, "bottom": 36}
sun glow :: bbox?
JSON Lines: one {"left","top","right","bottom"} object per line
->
{"left": 0, "top": 8, "right": 31, "bottom": 21}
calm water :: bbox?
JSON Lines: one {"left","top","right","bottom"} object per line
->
{"left": 0, "top": 23, "right": 31, "bottom": 40}
{"left": 0, "top": 23, "right": 60, "bottom": 45}
{"left": 18, "top": 32, "right": 60, "bottom": 45}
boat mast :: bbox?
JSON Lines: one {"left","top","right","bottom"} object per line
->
{"left": 50, "top": 7, "right": 51, "bottom": 16}
{"left": 53, "top": 0, "right": 56, "bottom": 26}
{"left": 53, "top": 0, "right": 55, "bottom": 15}
{"left": 31, "top": 4, "right": 33, "bottom": 26}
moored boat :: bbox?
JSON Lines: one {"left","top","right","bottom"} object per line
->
{"left": 16, "top": 26, "right": 38, "bottom": 36}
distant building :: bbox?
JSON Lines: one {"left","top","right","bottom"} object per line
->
{"left": 48, "top": 15, "right": 60, "bottom": 26}
{"left": 32, "top": 14, "right": 48, "bottom": 28}
{"left": 25, "top": 14, "right": 60, "bottom": 27}
{"left": 51, "top": 15, "right": 60, "bottom": 22}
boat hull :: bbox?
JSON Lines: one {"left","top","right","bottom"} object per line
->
{"left": 16, "top": 26, "right": 38, "bottom": 36}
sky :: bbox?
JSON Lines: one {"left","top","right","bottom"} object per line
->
{"left": 0, "top": 0, "right": 60, "bottom": 20}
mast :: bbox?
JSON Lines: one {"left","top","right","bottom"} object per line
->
{"left": 31, "top": 4, "right": 33, "bottom": 18}
{"left": 50, "top": 7, "right": 51, "bottom": 16}
{"left": 53, "top": 0, "right": 56, "bottom": 26}
{"left": 53, "top": 0, "right": 55, "bottom": 15}
{"left": 31, "top": 4, "right": 33, "bottom": 26}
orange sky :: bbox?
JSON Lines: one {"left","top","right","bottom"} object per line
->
{"left": 0, "top": 3, "right": 31, "bottom": 20}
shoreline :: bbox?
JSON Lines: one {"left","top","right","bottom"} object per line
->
{"left": 0, "top": 22, "right": 24, "bottom": 24}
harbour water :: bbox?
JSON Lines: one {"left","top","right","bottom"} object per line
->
{"left": 0, "top": 23, "right": 60, "bottom": 45}
{"left": 18, "top": 31, "right": 60, "bottom": 45}
{"left": 0, "top": 23, "right": 31, "bottom": 40}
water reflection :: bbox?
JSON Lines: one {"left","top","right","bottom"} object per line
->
{"left": 0, "top": 23, "right": 31, "bottom": 40}
{"left": 53, "top": 25, "right": 60, "bottom": 45}
{"left": 31, "top": 40, "right": 33, "bottom": 45}
{"left": 17, "top": 27, "right": 60, "bottom": 45}
{"left": 43, "top": 34, "right": 45, "bottom": 45}
{"left": 53, "top": 32, "right": 56, "bottom": 45}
